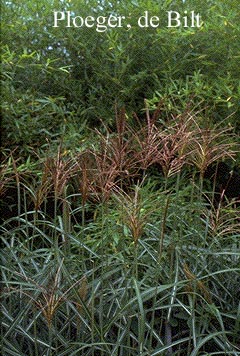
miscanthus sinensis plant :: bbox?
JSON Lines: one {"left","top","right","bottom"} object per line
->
{"left": 1, "top": 108, "right": 240, "bottom": 356}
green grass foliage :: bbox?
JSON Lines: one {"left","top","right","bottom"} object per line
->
{"left": 1, "top": 110, "right": 240, "bottom": 355}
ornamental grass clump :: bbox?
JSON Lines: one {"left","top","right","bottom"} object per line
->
{"left": 43, "top": 146, "right": 78, "bottom": 200}
{"left": 1, "top": 105, "right": 240, "bottom": 356}
{"left": 2, "top": 258, "right": 89, "bottom": 329}
{"left": 75, "top": 111, "right": 138, "bottom": 203}
{"left": 202, "top": 199, "right": 240, "bottom": 239}
{"left": 132, "top": 105, "right": 163, "bottom": 171}
{"left": 113, "top": 183, "right": 149, "bottom": 246}
{"left": 185, "top": 116, "right": 237, "bottom": 177}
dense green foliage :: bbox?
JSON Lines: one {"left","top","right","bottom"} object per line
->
{"left": 1, "top": 0, "right": 240, "bottom": 153}
{"left": 1, "top": 0, "right": 240, "bottom": 355}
